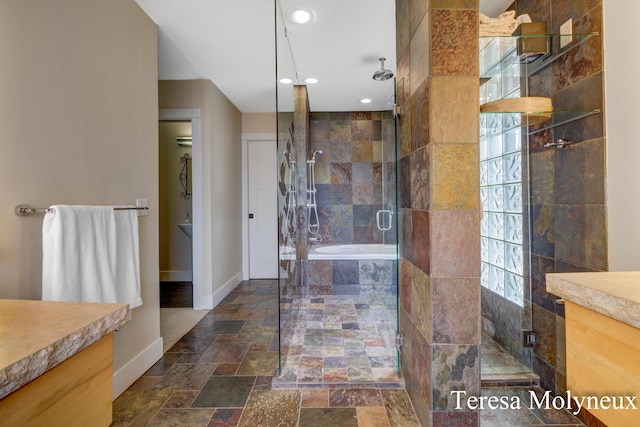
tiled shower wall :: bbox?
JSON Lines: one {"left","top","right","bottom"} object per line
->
{"left": 482, "top": 0, "right": 606, "bottom": 400}
{"left": 306, "top": 111, "right": 397, "bottom": 297}
{"left": 307, "top": 259, "right": 397, "bottom": 297}
{"left": 396, "top": 0, "right": 481, "bottom": 425}
{"left": 309, "top": 111, "right": 396, "bottom": 245}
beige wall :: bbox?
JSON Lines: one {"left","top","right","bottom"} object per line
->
{"left": 242, "top": 113, "right": 277, "bottom": 134}
{"left": 159, "top": 80, "right": 243, "bottom": 301}
{"left": 604, "top": 1, "right": 640, "bottom": 271}
{"left": 209, "top": 85, "right": 243, "bottom": 289}
{"left": 0, "top": 0, "right": 160, "bottom": 396}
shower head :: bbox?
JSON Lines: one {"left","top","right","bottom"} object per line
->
{"left": 372, "top": 57, "right": 394, "bottom": 81}
{"left": 309, "top": 149, "right": 323, "bottom": 163}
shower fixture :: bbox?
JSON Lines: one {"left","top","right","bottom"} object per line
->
{"left": 307, "top": 150, "right": 322, "bottom": 235}
{"left": 309, "top": 149, "right": 323, "bottom": 163}
{"left": 372, "top": 57, "right": 394, "bottom": 81}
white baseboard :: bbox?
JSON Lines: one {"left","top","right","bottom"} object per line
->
{"left": 193, "top": 271, "right": 243, "bottom": 310}
{"left": 112, "top": 337, "right": 163, "bottom": 400}
{"left": 212, "top": 272, "right": 243, "bottom": 308}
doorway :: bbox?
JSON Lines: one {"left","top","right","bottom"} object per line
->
{"left": 159, "top": 120, "right": 193, "bottom": 307}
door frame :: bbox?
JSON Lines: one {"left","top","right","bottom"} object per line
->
{"left": 159, "top": 109, "right": 212, "bottom": 310}
{"left": 241, "top": 133, "right": 277, "bottom": 280}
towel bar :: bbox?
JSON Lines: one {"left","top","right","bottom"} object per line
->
{"left": 15, "top": 205, "right": 149, "bottom": 216}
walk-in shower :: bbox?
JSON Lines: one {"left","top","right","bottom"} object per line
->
{"left": 275, "top": 104, "right": 400, "bottom": 388}
{"left": 479, "top": 32, "right": 536, "bottom": 386}
{"left": 275, "top": 0, "right": 398, "bottom": 390}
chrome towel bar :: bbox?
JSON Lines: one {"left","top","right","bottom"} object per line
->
{"left": 15, "top": 204, "right": 149, "bottom": 216}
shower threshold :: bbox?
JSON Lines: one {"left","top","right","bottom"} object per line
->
{"left": 481, "top": 334, "right": 540, "bottom": 387}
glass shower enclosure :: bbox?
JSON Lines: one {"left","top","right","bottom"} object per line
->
{"left": 274, "top": 0, "right": 400, "bottom": 388}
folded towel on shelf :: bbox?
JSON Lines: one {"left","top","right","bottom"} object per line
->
{"left": 479, "top": 10, "right": 516, "bottom": 25}
{"left": 42, "top": 205, "right": 142, "bottom": 308}
{"left": 480, "top": 10, "right": 518, "bottom": 36}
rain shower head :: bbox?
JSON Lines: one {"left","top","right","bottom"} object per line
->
{"left": 372, "top": 57, "right": 393, "bottom": 81}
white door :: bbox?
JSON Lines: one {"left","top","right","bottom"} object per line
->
{"left": 248, "top": 140, "right": 278, "bottom": 278}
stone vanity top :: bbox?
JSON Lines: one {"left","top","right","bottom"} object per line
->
{"left": 0, "top": 299, "right": 130, "bottom": 399}
{"left": 546, "top": 272, "right": 640, "bottom": 329}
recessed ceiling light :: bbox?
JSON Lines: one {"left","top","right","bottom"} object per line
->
{"left": 304, "top": 77, "right": 318, "bottom": 84}
{"left": 360, "top": 98, "right": 372, "bottom": 104}
{"left": 279, "top": 78, "right": 293, "bottom": 84}
{"left": 287, "top": 8, "right": 315, "bottom": 24}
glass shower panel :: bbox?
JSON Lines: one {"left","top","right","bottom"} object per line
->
{"left": 275, "top": 0, "right": 296, "bottom": 376}
{"left": 378, "top": 110, "right": 400, "bottom": 368}
{"left": 275, "top": 0, "right": 400, "bottom": 388}
{"left": 480, "top": 34, "right": 533, "bottom": 373}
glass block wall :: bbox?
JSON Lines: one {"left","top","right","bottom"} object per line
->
{"left": 480, "top": 37, "right": 524, "bottom": 307}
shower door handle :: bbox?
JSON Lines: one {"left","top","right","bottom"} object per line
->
{"left": 376, "top": 209, "right": 393, "bottom": 231}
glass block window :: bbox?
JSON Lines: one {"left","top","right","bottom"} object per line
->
{"left": 480, "top": 37, "right": 524, "bottom": 307}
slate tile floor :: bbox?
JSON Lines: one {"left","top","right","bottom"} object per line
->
{"left": 112, "top": 279, "right": 585, "bottom": 426}
{"left": 276, "top": 294, "right": 402, "bottom": 388}
{"left": 112, "top": 280, "right": 420, "bottom": 426}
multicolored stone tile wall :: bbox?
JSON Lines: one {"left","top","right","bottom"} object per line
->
{"left": 518, "top": 0, "right": 605, "bottom": 407}
{"left": 396, "top": 0, "right": 481, "bottom": 425}
{"left": 307, "top": 259, "right": 397, "bottom": 297}
{"left": 481, "top": 1, "right": 606, "bottom": 412}
{"left": 305, "top": 110, "right": 398, "bottom": 295}
{"left": 308, "top": 111, "right": 396, "bottom": 246}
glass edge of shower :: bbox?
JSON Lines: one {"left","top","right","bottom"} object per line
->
{"left": 274, "top": 0, "right": 402, "bottom": 384}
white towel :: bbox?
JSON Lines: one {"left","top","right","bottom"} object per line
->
{"left": 479, "top": 10, "right": 518, "bottom": 36}
{"left": 113, "top": 209, "right": 142, "bottom": 308}
{"left": 42, "top": 205, "right": 142, "bottom": 308}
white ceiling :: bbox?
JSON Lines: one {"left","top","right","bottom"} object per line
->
{"left": 135, "top": 0, "right": 513, "bottom": 113}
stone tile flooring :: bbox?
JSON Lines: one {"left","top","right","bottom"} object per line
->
{"left": 276, "top": 294, "right": 401, "bottom": 388}
{"left": 112, "top": 280, "right": 419, "bottom": 426}
{"left": 112, "top": 279, "right": 586, "bottom": 426}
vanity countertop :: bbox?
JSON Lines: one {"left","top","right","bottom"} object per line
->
{"left": 0, "top": 299, "right": 129, "bottom": 399}
{"left": 546, "top": 271, "right": 640, "bottom": 329}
